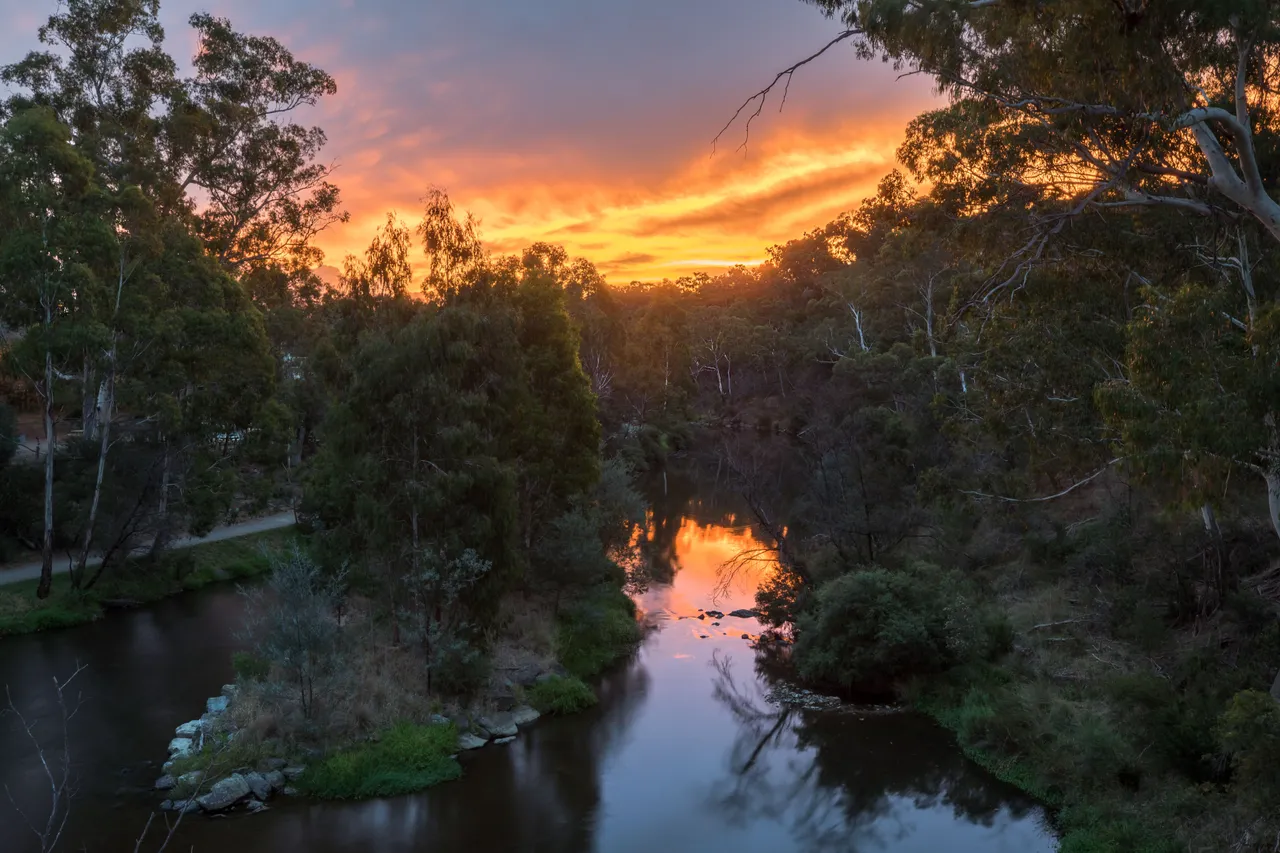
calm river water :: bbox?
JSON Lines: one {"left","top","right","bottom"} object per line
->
{"left": 0, "top": 469, "right": 1056, "bottom": 853}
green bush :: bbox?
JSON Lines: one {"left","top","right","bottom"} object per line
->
{"left": 527, "top": 675, "right": 597, "bottom": 715}
{"left": 232, "top": 651, "right": 271, "bottom": 682}
{"left": 299, "top": 722, "right": 462, "bottom": 800}
{"left": 557, "top": 586, "right": 640, "bottom": 678}
{"left": 1217, "top": 689, "right": 1280, "bottom": 805}
{"left": 794, "top": 562, "right": 986, "bottom": 691}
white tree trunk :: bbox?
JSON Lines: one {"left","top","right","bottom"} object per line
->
{"left": 1265, "top": 468, "right": 1280, "bottom": 543}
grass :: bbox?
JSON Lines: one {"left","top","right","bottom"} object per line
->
{"left": 527, "top": 675, "right": 597, "bottom": 714}
{"left": 0, "top": 528, "right": 297, "bottom": 637}
{"left": 298, "top": 722, "right": 462, "bottom": 800}
{"left": 556, "top": 585, "right": 641, "bottom": 678}
{"left": 164, "top": 734, "right": 286, "bottom": 798}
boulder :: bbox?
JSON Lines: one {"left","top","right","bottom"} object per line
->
{"left": 491, "top": 690, "right": 517, "bottom": 712}
{"left": 429, "top": 713, "right": 450, "bottom": 727}
{"left": 162, "top": 761, "right": 175, "bottom": 774}
{"left": 494, "top": 736, "right": 516, "bottom": 745}
{"left": 741, "top": 634, "right": 750, "bottom": 640}
{"left": 167, "top": 738, "right": 194, "bottom": 758}
{"left": 178, "top": 771, "right": 204, "bottom": 789}
{"left": 159, "top": 799, "right": 173, "bottom": 811}
{"left": 511, "top": 706, "right": 540, "bottom": 727}
{"left": 163, "top": 799, "right": 200, "bottom": 814}
{"left": 509, "top": 663, "right": 542, "bottom": 687}
{"left": 206, "top": 695, "right": 229, "bottom": 715}
{"left": 174, "top": 720, "right": 203, "bottom": 737}
{"left": 282, "top": 786, "right": 299, "bottom": 796}
{"left": 729, "top": 609, "right": 758, "bottom": 619}
{"left": 262, "top": 757, "right": 288, "bottom": 771}
{"left": 477, "top": 713, "right": 517, "bottom": 738}
{"left": 195, "top": 774, "right": 251, "bottom": 812}
{"left": 457, "top": 733, "right": 487, "bottom": 750}
{"left": 245, "top": 798, "right": 268, "bottom": 813}
{"left": 697, "top": 614, "right": 706, "bottom": 620}
{"left": 705, "top": 610, "right": 725, "bottom": 619}
{"left": 264, "top": 770, "right": 286, "bottom": 792}
{"left": 281, "top": 766, "right": 306, "bottom": 781}
{"left": 220, "top": 684, "right": 239, "bottom": 699}
{"left": 155, "top": 775, "right": 176, "bottom": 791}
{"left": 244, "top": 772, "right": 271, "bottom": 801}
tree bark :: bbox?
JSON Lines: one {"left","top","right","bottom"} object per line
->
{"left": 73, "top": 357, "right": 114, "bottom": 585}
{"left": 37, "top": 348, "right": 56, "bottom": 600}
{"left": 1265, "top": 468, "right": 1280, "bottom": 543}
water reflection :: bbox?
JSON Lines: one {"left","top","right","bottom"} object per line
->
{"left": 0, "top": 459, "right": 1055, "bottom": 853}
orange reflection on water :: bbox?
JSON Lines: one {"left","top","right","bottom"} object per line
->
{"left": 639, "top": 517, "right": 776, "bottom": 618}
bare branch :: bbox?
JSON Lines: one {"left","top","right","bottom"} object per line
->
{"left": 960, "top": 458, "right": 1125, "bottom": 503}
{"left": 713, "top": 29, "right": 860, "bottom": 153}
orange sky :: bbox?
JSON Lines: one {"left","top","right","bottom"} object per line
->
{"left": 3, "top": 0, "right": 943, "bottom": 283}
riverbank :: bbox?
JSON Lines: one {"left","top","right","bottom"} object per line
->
{"left": 0, "top": 528, "right": 298, "bottom": 637}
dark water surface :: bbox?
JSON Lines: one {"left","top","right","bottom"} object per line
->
{"left": 1, "top": 475, "right": 1056, "bottom": 853}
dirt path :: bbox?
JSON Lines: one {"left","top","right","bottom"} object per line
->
{"left": 0, "top": 511, "right": 297, "bottom": 587}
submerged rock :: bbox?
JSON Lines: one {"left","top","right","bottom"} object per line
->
{"left": 196, "top": 773, "right": 251, "bottom": 812}
{"left": 457, "top": 733, "right": 487, "bottom": 750}
{"left": 477, "top": 713, "right": 518, "bottom": 738}
{"left": 244, "top": 771, "right": 271, "bottom": 801}
{"left": 511, "top": 706, "right": 540, "bottom": 727}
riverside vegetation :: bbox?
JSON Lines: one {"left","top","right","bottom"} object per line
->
{"left": 7, "top": 0, "right": 1280, "bottom": 851}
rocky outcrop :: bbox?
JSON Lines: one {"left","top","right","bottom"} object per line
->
{"left": 196, "top": 773, "right": 251, "bottom": 812}
{"left": 476, "top": 713, "right": 518, "bottom": 738}
{"left": 457, "top": 733, "right": 487, "bottom": 750}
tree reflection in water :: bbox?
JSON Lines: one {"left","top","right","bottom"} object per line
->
{"left": 707, "top": 651, "right": 1050, "bottom": 853}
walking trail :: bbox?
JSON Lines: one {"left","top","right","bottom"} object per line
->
{"left": 0, "top": 511, "right": 297, "bottom": 587}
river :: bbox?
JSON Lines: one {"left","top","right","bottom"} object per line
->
{"left": 0, "top": 468, "right": 1056, "bottom": 853}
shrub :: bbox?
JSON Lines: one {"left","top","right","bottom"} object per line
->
{"left": 299, "top": 722, "right": 462, "bottom": 800}
{"left": 1217, "top": 689, "right": 1280, "bottom": 804}
{"left": 794, "top": 562, "right": 984, "bottom": 691}
{"left": 232, "top": 651, "right": 271, "bottom": 682}
{"left": 527, "top": 675, "right": 597, "bottom": 715}
{"left": 557, "top": 586, "right": 640, "bottom": 678}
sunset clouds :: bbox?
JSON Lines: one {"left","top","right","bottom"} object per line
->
{"left": 1, "top": 0, "right": 941, "bottom": 282}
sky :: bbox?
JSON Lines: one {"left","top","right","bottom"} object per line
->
{"left": 0, "top": 0, "right": 940, "bottom": 283}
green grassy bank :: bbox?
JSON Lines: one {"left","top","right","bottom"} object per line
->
{"left": 0, "top": 528, "right": 297, "bottom": 637}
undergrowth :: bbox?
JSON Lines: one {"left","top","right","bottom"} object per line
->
{"left": 527, "top": 675, "right": 597, "bottom": 714}
{"left": 298, "top": 722, "right": 461, "bottom": 800}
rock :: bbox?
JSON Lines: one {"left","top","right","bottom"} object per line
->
{"left": 155, "top": 775, "right": 176, "bottom": 791}
{"left": 699, "top": 635, "right": 709, "bottom": 639}
{"left": 262, "top": 757, "right": 288, "bottom": 771}
{"left": 492, "top": 690, "right": 517, "bottom": 712}
{"left": 178, "top": 771, "right": 204, "bottom": 788}
{"left": 302, "top": 747, "right": 324, "bottom": 761}
{"left": 711, "top": 622, "right": 720, "bottom": 626}
{"left": 245, "top": 798, "right": 268, "bottom": 813}
{"left": 162, "top": 761, "right": 175, "bottom": 773}
{"left": 206, "top": 696, "right": 229, "bottom": 715}
{"left": 160, "top": 799, "right": 174, "bottom": 810}
{"left": 457, "top": 733, "right": 488, "bottom": 750}
{"left": 448, "top": 712, "right": 471, "bottom": 732}
{"left": 729, "top": 609, "right": 758, "bottom": 618}
{"left": 175, "top": 720, "right": 203, "bottom": 737}
{"left": 697, "top": 613, "right": 706, "bottom": 620}
{"left": 705, "top": 610, "right": 725, "bottom": 619}
{"left": 196, "top": 773, "right": 251, "bottom": 812}
{"left": 429, "top": 713, "right": 450, "bottom": 727}
{"left": 264, "top": 770, "right": 286, "bottom": 792}
{"left": 494, "top": 736, "right": 516, "bottom": 745}
{"left": 163, "top": 799, "right": 200, "bottom": 814}
{"left": 282, "top": 786, "right": 299, "bottom": 796}
{"left": 511, "top": 706, "right": 540, "bottom": 727}
{"left": 477, "top": 713, "right": 517, "bottom": 738}
{"left": 470, "top": 719, "right": 492, "bottom": 740}
{"left": 281, "top": 766, "right": 306, "bottom": 781}
{"left": 509, "top": 663, "right": 542, "bottom": 687}
{"left": 220, "top": 684, "right": 239, "bottom": 699}
{"left": 167, "top": 737, "right": 194, "bottom": 758}
{"left": 244, "top": 771, "right": 271, "bottom": 801}
{"left": 741, "top": 634, "right": 750, "bottom": 640}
